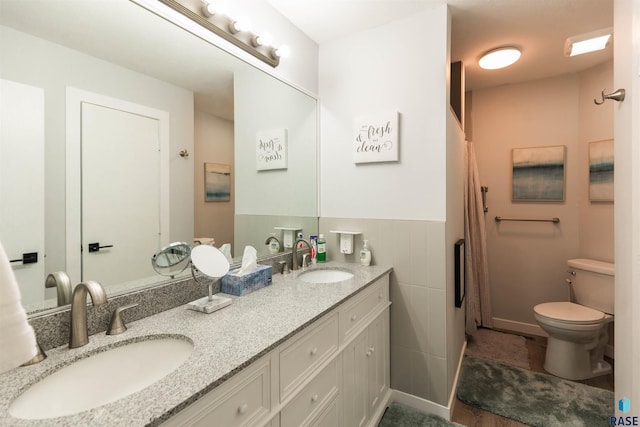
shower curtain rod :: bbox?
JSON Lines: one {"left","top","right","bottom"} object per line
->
{"left": 494, "top": 216, "right": 560, "bottom": 223}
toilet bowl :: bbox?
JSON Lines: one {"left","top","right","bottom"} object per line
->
{"left": 533, "top": 259, "right": 614, "bottom": 380}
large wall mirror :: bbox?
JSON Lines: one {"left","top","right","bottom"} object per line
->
{"left": 0, "top": 0, "right": 318, "bottom": 314}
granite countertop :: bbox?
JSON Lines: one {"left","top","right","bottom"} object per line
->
{"left": 0, "top": 261, "right": 392, "bottom": 427}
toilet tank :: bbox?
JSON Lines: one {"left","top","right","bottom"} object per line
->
{"left": 567, "top": 258, "right": 614, "bottom": 314}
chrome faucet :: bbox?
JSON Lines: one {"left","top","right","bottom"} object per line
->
{"left": 69, "top": 280, "right": 107, "bottom": 349}
{"left": 292, "top": 238, "right": 312, "bottom": 271}
{"left": 45, "top": 271, "right": 72, "bottom": 307}
{"left": 264, "top": 235, "right": 282, "bottom": 253}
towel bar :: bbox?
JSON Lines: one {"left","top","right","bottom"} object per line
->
{"left": 495, "top": 216, "right": 560, "bottom": 223}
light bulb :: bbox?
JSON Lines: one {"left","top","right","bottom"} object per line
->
{"left": 201, "top": 0, "right": 229, "bottom": 17}
{"left": 230, "top": 16, "right": 252, "bottom": 33}
{"left": 273, "top": 45, "right": 291, "bottom": 59}
{"left": 201, "top": 2, "right": 215, "bottom": 17}
{"left": 252, "top": 32, "right": 273, "bottom": 47}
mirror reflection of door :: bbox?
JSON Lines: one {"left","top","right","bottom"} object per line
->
{"left": 67, "top": 88, "right": 170, "bottom": 287}
{"left": 0, "top": 79, "right": 45, "bottom": 305}
{"left": 82, "top": 103, "right": 159, "bottom": 285}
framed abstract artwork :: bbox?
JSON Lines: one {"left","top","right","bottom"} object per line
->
{"left": 589, "top": 139, "right": 614, "bottom": 202}
{"left": 512, "top": 145, "right": 566, "bottom": 201}
{"left": 204, "top": 163, "right": 231, "bottom": 202}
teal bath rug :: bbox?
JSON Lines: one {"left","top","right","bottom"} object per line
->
{"left": 457, "top": 356, "right": 614, "bottom": 427}
{"left": 378, "top": 402, "right": 463, "bottom": 427}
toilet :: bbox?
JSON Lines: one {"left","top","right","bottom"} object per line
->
{"left": 533, "top": 258, "right": 614, "bottom": 380}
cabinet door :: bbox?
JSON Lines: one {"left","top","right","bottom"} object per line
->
{"left": 341, "top": 329, "right": 368, "bottom": 427}
{"left": 368, "top": 308, "right": 389, "bottom": 415}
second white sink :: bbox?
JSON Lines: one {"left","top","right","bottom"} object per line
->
{"left": 298, "top": 268, "right": 354, "bottom": 283}
{"left": 9, "top": 336, "right": 193, "bottom": 420}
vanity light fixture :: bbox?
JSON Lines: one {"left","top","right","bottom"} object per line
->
{"left": 159, "top": 0, "right": 289, "bottom": 68}
{"left": 564, "top": 28, "right": 612, "bottom": 57}
{"left": 478, "top": 46, "right": 521, "bottom": 70}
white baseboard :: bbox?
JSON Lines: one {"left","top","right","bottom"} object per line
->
{"left": 391, "top": 389, "right": 450, "bottom": 420}
{"left": 491, "top": 317, "right": 615, "bottom": 359}
{"left": 491, "top": 317, "right": 548, "bottom": 337}
{"left": 388, "top": 340, "right": 467, "bottom": 422}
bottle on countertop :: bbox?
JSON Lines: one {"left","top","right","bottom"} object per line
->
{"left": 268, "top": 233, "right": 280, "bottom": 254}
{"left": 317, "top": 234, "right": 326, "bottom": 262}
{"left": 360, "top": 240, "right": 371, "bottom": 266}
{"left": 309, "top": 235, "right": 318, "bottom": 264}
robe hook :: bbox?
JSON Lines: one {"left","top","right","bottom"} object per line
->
{"left": 594, "top": 88, "right": 626, "bottom": 105}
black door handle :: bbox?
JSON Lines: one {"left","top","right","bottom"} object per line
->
{"left": 88, "top": 243, "right": 114, "bottom": 253}
{"left": 9, "top": 252, "right": 38, "bottom": 264}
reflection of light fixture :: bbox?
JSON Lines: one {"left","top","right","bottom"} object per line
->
{"left": 160, "top": 0, "right": 289, "bottom": 68}
{"left": 479, "top": 47, "right": 521, "bottom": 70}
{"left": 564, "top": 28, "right": 612, "bottom": 57}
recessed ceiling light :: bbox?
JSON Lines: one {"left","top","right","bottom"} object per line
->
{"left": 479, "top": 47, "right": 521, "bottom": 70}
{"left": 564, "top": 28, "right": 613, "bottom": 57}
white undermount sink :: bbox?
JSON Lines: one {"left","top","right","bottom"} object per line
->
{"left": 298, "top": 268, "right": 354, "bottom": 283}
{"left": 9, "top": 336, "right": 193, "bottom": 420}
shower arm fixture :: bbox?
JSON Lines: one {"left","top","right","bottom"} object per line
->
{"left": 594, "top": 88, "right": 626, "bottom": 105}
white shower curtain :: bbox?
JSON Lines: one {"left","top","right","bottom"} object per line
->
{"left": 464, "top": 141, "right": 493, "bottom": 335}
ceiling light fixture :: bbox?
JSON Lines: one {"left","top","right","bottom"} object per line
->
{"left": 479, "top": 47, "right": 521, "bottom": 70}
{"left": 160, "top": 0, "right": 289, "bottom": 68}
{"left": 564, "top": 28, "right": 612, "bottom": 57}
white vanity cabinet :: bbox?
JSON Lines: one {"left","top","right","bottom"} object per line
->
{"left": 162, "top": 273, "right": 390, "bottom": 427}
{"left": 340, "top": 277, "right": 390, "bottom": 427}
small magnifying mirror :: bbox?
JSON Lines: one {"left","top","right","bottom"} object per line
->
{"left": 188, "top": 245, "right": 232, "bottom": 314}
{"left": 151, "top": 242, "right": 192, "bottom": 278}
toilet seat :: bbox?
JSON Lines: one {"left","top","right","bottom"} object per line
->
{"left": 534, "top": 302, "right": 604, "bottom": 325}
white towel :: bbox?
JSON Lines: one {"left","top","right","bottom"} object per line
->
{"left": 0, "top": 241, "right": 37, "bottom": 373}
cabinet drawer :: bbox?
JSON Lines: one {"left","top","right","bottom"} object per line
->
{"left": 280, "top": 312, "right": 338, "bottom": 400}
{"left": 281, "top": 359, "right": 339, "bottom": 427}
{"left": 340, "top": 276, "right": 388, "bottom": 343}
{"left": 163, "top": 356, "right": 271, "bottom": 427}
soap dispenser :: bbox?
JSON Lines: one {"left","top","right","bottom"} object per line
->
{"left": 360, "top": 240, "right": 371, "bottom": 266}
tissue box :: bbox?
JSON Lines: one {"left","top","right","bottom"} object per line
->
{"left": 221, "top": 264, "right": 273, "bottom": 296}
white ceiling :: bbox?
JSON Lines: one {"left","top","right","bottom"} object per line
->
{"left": 267, "top": 0, "right": 614, "bottom": 90}
{"left": 0, "top": 0, "right": 613, "bottom": 119}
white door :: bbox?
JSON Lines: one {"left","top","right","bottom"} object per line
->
{"left": 81, "top": 102, "right": 161, "bottom": 286}
{"left": 66, "top": 87, "right": 170, "bottom": 288}
{"left": 0, "top": 79, "right": 45, "bottom": 305}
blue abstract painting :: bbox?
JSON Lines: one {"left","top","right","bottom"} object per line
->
{"left": 589, "top": 139, "right": 614, "bottom": 202}
{"left": 512, "top": 146, "right": 565, "bottom": 201}
{"left": 205, "top": 163, "right": 231, "bottom": 202}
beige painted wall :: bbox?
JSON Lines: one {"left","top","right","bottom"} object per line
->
{"left": 471, "top": 63, "right": 613, "bottom": 331}
{"left": 194, "top": 111, "right": 234, "bottom": 249}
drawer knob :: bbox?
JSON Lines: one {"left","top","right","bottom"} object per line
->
{"left": 366, "top": 350, "right": 372, "bottom": 357}
{"left": 310, "top": 347, "right": 318, "bottom": 356}
{"left": 350, "top": 314, "right": 357, "bottom": 322}
{"left": 378, "top": 293, "right": 383, "bottom": 299}
{"left": 238, "top": 403, "right": 248, "bottom": 415}
{"left": 311, "top": 394, "right": 319, "bottom": 403}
